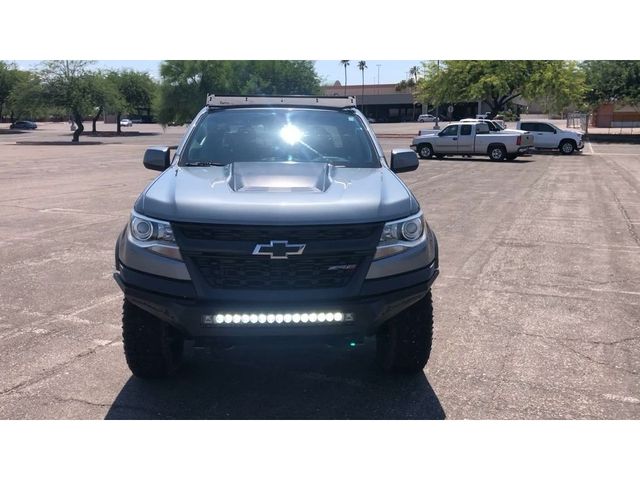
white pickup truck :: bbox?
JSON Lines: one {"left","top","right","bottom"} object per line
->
{"left": 516, "top": 120, "right": 584, "bottom": 155}
{"left": 419, "top": 119, "right": 533, "bottom": 142}
{"left": 411, "top": 122, "right": 530, "bottom": 161}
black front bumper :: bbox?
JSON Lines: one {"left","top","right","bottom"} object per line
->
{"left": 114, "top": 261, "right": 438, "bottom": 340}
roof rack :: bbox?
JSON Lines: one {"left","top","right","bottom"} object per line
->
{"left": 206, "top": 94, "right": 357, "bottom": 108}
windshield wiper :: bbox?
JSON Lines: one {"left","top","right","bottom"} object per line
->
{"left": 182, "top": 161, "right": 226, "bottom": 167}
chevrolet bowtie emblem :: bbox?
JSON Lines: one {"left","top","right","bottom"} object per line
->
{"left": 252, "top": 240, "right": 306, "bottom": 259}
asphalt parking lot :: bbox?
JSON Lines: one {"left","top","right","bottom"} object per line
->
{"left": 0, "top": 122, "right": 639, "bottom": 419}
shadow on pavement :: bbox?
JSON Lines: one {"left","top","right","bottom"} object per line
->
{"left": 423, "top": 157, "right": 533, "bottom": 163}
{"left": 105, "top": 341, "right": 445, "bottom": 420}
{"left": 0, "top": 129, "right": 27, "bottom": 135}
{"left": 16, "top": 141, "right": 108, "bottom": 146}
{"left": 75, "top": 131, "right": 160, "bottom": 137}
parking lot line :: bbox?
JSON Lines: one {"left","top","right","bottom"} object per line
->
{"left": 592, "top": 153, "right": 640, "bottom": 156}
{"left": 586, "top": 141, "right": 594, "bottom": 154}
{"left": 585, "top": 143, "right": 640, "bottom": 156}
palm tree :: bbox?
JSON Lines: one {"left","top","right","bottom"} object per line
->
{"left": 409, "top": 66, "right": 420, "bottom": 120}
{"left": 340, "top": 60, "right": 350, "bottom": 95}
{"left": 409, "top": 65, "right": 420, "bottom": 82}
{"left": 358, "top": 61, "right": 367, "bottom": 113}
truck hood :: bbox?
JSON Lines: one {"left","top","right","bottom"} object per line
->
{"left": 561, "top": 128, "right": 584, "bottom": 137}
{"left": 138, "top": 162, "right": 418, "bottom": 225}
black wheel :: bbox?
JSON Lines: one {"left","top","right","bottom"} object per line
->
{"left": 122, "top": 299, "right": 184, "bottom": 378}
{"left": 417, "top": 143, "right": 433, "bottom": 159}
{"left": 559, "top": 140, "right": 575, "bottom": 155}
{"left": 506, "top": 153, "right": 518, "bottom": 161}
{"left": 488, "top": 145, "right": 506, "bottom": 161}
{"left": 435, "top": 154, "right": 445, "bottom": 159}
{"left": 376, "top": 291, "right": 434, "bottom": 373}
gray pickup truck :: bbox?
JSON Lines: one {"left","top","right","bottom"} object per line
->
{"left": 114, "top": 95, "right": 439, "bottom": 378}
{"left": 411, "top": 122, "right": 530, "bottom": 161}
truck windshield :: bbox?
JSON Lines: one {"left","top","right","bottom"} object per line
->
{"left": 180, "top": 108, "right": 380, "bottom": 168}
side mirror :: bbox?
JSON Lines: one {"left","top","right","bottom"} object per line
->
{"left": 143, "top": 146, "right": 175, "bottom": 171}
{"left": 390, "top": 149, "right": 419, "bottom": 173}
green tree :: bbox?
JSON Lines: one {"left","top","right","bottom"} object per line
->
{"left": 108, "top": 70, "right": 156, "bottom": 133}
{"left": 87, "top": 72, "right": 123, "bottom": 133}
{"left": 395, "top": 78, "right": 416, "bottom": 92}
{"left": 582, "top": 60, "right": 640, "bottom": 106}
{"left": 340, "top": 60, "right": 350, "bottom": 95}
{"left": 416, "top": 60, "right": 584, "bottom": 116}
{"left": 0, "top": 61, "right": 22, "bottom": 122}
{"left": 156, "top": 60, "right": 321, "bottom": 125}
{"left": 528, "top": 61, "right": 585, "bottom": 115}
{"left": 157, "top": 60, "right": 233, "bottom": 125}
{"left": 39, "top": 60, "right": 98, "bottom": 142}
{"left": 6, "top": 70, "right": 45, "bottom": 122}
{"left": 232, "top": 61, "right": 321, "bottom": 97}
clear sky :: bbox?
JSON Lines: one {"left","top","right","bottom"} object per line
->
{"left": 9, "top": 60, "right": 426, "bottom": 86}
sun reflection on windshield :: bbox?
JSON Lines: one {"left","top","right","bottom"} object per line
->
{"left": 279, "top": 124, "right": 304, "bottom": 145}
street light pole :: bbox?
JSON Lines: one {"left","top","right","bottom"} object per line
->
{"left": 376, "top": 64, "right": 381, "bottom": 94}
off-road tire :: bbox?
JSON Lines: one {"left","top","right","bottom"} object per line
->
{"left": 376, "top": 291, "right": 434, "bottom": 373}
{"left": 122, "top": 299, "right": 184, "bottom": 379}
{"left": 417, "top": 144, "right": 433, "bottom": 159}
{"left": 559, "top": 140, "right": 576, "bottom": 155}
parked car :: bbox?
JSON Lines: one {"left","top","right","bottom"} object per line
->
{"left": 417, "top": 114, "right": 438, "bottom": 123}
{"left": 9, "top": 120, "right": 37, "bottom": 130}
{"left": 120, "top": 118, "right": 133, "bottom": 127}
{"left": 113, "top": 94, "right": 440, "bottom": 378}
{"left": 411, "top": 122, "right": 530, "bottom": 161}
{"left": 516, "top": 120, "right": 584, "bottom": 155}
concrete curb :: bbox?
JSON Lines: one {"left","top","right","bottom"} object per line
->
{"left": 376, "top": 134, "right": 415, "bottom": 139}
{"left": 586, "top": 134, "right": 640, "bottom": 144}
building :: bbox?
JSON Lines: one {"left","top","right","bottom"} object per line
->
{"left": 322, "top": 81, "right": 495, "bottom": 122}
{"left": 591, "top": 103, "right": 640, "bottom": 128}
{"left": 322, "top": 82, "right": 421, "bottom": 122}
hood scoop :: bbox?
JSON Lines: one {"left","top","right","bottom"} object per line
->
{"left": 229, "top": 161, "right": 332, "bottom": 193}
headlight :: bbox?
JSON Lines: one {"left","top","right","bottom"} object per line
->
{"left": 375, "top": 212, "right": 426, "bottom": 260}
{"left": 131, "top": 216, "right": 154, "bottom": 241}
{"left": 130, "top": 212, "right": 175, "bottom": 242}
{"left": 128, "top": 211, "right": 182, "bottom": 260}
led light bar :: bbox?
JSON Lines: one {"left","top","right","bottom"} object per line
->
{"left": 202, "top": 311, "right": 354, "bottom": 326}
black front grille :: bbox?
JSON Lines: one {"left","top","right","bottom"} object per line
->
{"left": 175, "top": 223, "right": 380, "bottom": 243}
{"left": 190, "top": 254, "right": 363, "bottom": 290}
